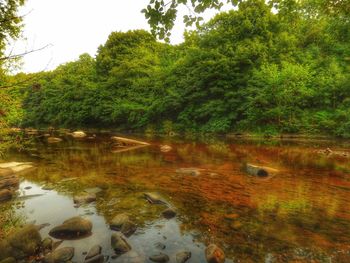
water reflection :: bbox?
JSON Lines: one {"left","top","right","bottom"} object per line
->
{"left": 1, "top": 134, "right": 350, "bottom": 262}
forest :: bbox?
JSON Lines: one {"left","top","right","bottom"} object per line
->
{"left": 1, "top": 0, "right": 349, "bottom": 137}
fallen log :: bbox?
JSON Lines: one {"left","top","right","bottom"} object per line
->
{"left": 111, "top": 136, "right": 150, "bottom": 146}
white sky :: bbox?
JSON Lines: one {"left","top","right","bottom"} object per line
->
{"left": 9, "top": 0, "right": 232, "bottom": 73}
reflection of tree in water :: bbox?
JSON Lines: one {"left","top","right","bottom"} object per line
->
{"left": 5, "top": 136, "right": 350, "bottom": 261}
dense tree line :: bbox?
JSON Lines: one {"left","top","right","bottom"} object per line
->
{"left": 4, "top": 0, "right": 350, "bottom": 136}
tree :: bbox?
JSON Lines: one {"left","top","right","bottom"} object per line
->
{"left": 143, "top": 0, "right": 350, "bottom": 40}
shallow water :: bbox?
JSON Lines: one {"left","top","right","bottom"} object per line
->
{"left": 2, "top": 133, "right": 350, "bottom": 262}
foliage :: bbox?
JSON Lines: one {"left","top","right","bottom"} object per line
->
{"left": 1, "top": 0, "right": 350, "bottom": 137}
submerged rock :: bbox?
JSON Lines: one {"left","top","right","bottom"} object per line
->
{"left": 43, "top": 247, "right": 74, "bottom": 263}
{"left": 176, "top": 251, "right": 191, "bottom": 263}
{"left": 176, "top": 168, "right": 202, "bottom": 176}
{"left": 49, "top": 217, "right": 92, "bottom": 239}
{"left": 144, "top": 192, "right": 167, "bottom": 205}
{"left": 85, "top": 255, "right": 104, "bottom": 263}
{"left": 0, "top": 258, "right": 16, "bottom": 263}
{"left": 149, "top": 253, "right": 170, "bottom": 263}
{"left": 162, "top": 208, "right": 177, "bottom": 219}
{"left": 111, "top": 233, "right": 131, "bottom": 254}
{"left": 205, "top": 244, "right": 225, "bottom": 263}
{"left": 0, "top": 224, "right": 42, "bottom": 260}
{"left": 0, "top": 189, "right": 12, "bottom": 202}
{"left": 120, "top": 220, "right": 137, "bottom": 237}
{"left": 155, "top": 242, "right": 166, "bottom": 250}
{"left": 42, "top": 237, "right": 53, "bottom": 252}
{"left": 110, "top": 213, "right": 129, "bottom": 230}
{"left": 84, "top": 187, "right": 103, "bottom": 195}
{"left": 42, "top": 185, "right": 54, "bottom": 191}
{"left": 73, "top": 193, "right": 96, "bottom": 205}
{"left": 85, "top": 245, "right": 102, "bottom": 260}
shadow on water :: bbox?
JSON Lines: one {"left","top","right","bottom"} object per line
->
{"left": 2, "top": 132, "right": 350, "bottom": 262}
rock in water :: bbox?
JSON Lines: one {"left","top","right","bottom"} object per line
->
{"left": 155, "top": 242, "right": 166, "bottom": 250}
{"left": 43, "top": 247, "right": 74, "bottom": 263}
{"left": 160, "top": 145, "right": 172, "bottom": 152}
{"left": 120, "top": 220, "right": 137, "bottom": 237}
{"left": 47, "top": 137, "right": 62, "bottom": 143}
{"left": 0, "top": 225, "right": 42, "bottom": 260}
{"left": 73, "top": 193, "right": 96, "bottom": 205}
{"left": 9, "top": 225, "right": 42, "bottom": 258}
{"left": 161, "top": 208, "right": 177, "bottom": 219}
{"left": 85, "top": 255, "right": 104, "bottom": 263}
{"left": 111, "top": 233, "right": 131, "bottom": 254}
{"left": 72, "top": 131, "right": 87, "bottom": 138}
{"left": 110, "top": 213, "right": 129, "bottom": 230}
{"left": 176, "top": 251, "right": 191, "bottom": 263}
{"left": 0, "top": 189, "right": 12, "bottom": 202}
{"left": 85, "top": 245, "right": 102, "bottom": 260}
{"left": 42, "top": 237, "right": 53, "bottom": 251}
{"left": 49, "top": 217, "right": 92, "bottom": 239}
{"left": 205, "top": 244, "right": 225, "bottom": 263}
{"left": 144, "top": 192, "right": 166, "bottom": 205}
{"left": 0, "top": 174, "right": 19, "bottom": 190}
{"left": 245, "top": 164, "right": 269, "bottom": 177}
{"left": 149, "top": 253, "right": 170, "bottom": 263}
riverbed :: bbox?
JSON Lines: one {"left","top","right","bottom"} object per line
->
{"left": 1, "top": 132, "right": 350, "bottom": 262}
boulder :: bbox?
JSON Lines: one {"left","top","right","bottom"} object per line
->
{"left": 0, "top": 189, "right": 12, "bottom": 202}
{"left": 43, "top": 247, "right": 74, "bottom": 263}
{"left": 73, "top": 193, "right": 96, "bottom": 205}
{"left": 205, "top": 244, "right": 225, "bottom": 263}
{"left": 0, "top": 225, "right": 42, "bottom": 260}
{"left": 162, "top": 208, "right": 177, "bottom": 219}
{"left": 144, "top": 192, "right": 167, "bottom": 205}
{"left": 176, "top": 251, "right": 191, "bottom": 263}
{"left": 49, "top": 217, "right": 92, "bottom": 239}
{"left": 245, "top": 163, "right": 278, "bottom": 177}
{"left": 111, "top": 233, "right": 131, "bottom": 254}
{"left": 72, "top": 131, "right": 87, "bottom": 138}
{"left": 245, "top": 164, "right": 268, "bottom": 177}
{"left": 149, "top": 253, "right": 170, "bottom": 263}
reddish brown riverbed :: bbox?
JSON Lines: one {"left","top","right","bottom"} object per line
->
{"left": 1, "top": 133, "right": 350, "bottom": 262}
